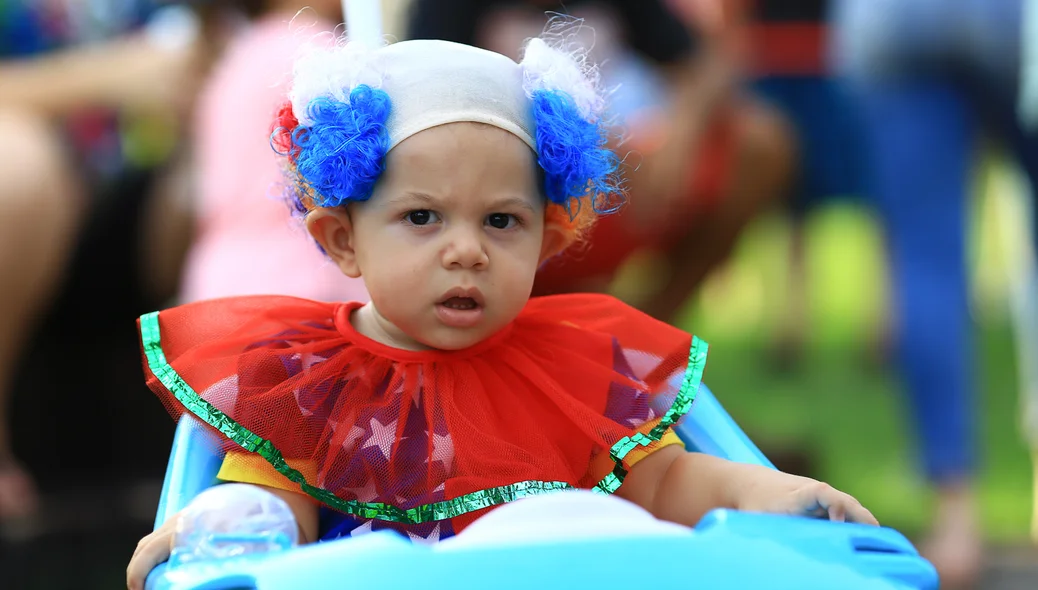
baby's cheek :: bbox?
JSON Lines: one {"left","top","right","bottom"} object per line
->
{"left": 502, "top": 254, "right": 540, "bottom": 290}
{"left": 493, "top": 272, "right": 536, "bottom": 317}
{"left": 376, "top": 270, "right": 426, "bottom": 305}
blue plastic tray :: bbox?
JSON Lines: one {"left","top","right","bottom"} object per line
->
{"left": 146, "top": 385, "right": 938, "bottom": 590}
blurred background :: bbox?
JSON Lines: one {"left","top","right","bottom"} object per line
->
{"left": 0, "top": 0, "right": 1036, "bottom": 588}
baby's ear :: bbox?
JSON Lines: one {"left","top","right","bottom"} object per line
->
{"left": 306, "top": 207, "right": 362, "bottom": 278}
{"left": 539, "top": 220, "right": 571, "bottom": 264}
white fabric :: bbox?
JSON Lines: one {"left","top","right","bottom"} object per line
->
{"left": 521, "top": 38, "right": 603, "bottom": 121}
{"left": 377, "top": 40, "right": 536, "bottom": 150}
{"left": 435, "top": 491, "right": 690, "bottom": 551}
{"left": 288, "top": 28, "right": 605, "bottom": 151}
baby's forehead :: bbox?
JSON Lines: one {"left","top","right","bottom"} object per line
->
{"left": 369, "top": 123, "right": 543, "bottom": 212}
{"left": 379, "top": 189, "right": 541, "bottom": 212}
{"left": 384, "top": 120, "right": 533, "bottom": 165}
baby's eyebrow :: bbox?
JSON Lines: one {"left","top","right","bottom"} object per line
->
{"left": 488, "top": 196, "right": 537, "bottom": 213}
{"left": 390, "top": 192, "right": 537, "bottom": 213}
{"left": 390, "top": 192, "right": 438, "bottom": 206}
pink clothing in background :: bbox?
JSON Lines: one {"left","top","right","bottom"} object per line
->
{"left": 180, "top": 14, "right": 370, "bottom": 304}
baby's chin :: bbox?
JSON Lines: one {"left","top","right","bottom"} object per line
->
{"left": 376, "top": 307, "right": 516, "bottom": 352}
{"left": 412, "top": 322, "right": 510, "bottom": 352}
{"left": 415, "top": 330, "right": 491, "bottom": 352}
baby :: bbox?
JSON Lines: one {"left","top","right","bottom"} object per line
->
{"left": 126, "top": 26, "right": 875, "bottom": 590}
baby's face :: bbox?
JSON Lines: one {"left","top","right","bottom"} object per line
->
{"left": 347, "top": 122, "right": 547, "bottom": 350}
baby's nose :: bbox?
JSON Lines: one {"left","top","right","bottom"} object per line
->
{"left": 443, "top": 229, "right": 489, "bottom": 269}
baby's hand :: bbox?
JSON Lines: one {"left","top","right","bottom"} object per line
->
{"left": 126, "top": 512, "right": 180, "bottom": 590}
{"left": 734, "top": 469, "right": 879, "bottom": 526}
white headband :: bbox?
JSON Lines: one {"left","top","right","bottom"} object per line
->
{"left": 288, "top": 36, "right": 604, "bottom": 151}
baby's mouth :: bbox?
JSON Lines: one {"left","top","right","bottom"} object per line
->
{"left": 440, "top": 297, "right": 479, "bottom": 310}
{"left": 435, "top": 291, "right": 485, "bottom": 328}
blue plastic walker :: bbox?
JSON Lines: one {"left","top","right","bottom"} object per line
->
{"left": 145, "top": 383, "right": 938, "bottom": 590}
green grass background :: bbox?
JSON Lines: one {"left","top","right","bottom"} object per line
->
{"left": 656, "top": 159, "right": 1035, "bottom": 543}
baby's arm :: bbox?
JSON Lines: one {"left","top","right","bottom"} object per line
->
{"left": 125, "top": 485, "right": 318, "bottom": 590}
{"left": 617, "top": 446, "right": 878, "bottom": 527}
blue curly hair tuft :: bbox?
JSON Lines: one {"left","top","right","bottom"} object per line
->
{"left": 532, "top": 89, "right": 622, "bottom": 216}
{"left": 290, "top": 84, "right": 392, "bottom": 209}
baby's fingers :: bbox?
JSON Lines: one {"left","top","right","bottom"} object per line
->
{"left": 841, "top": 500, "right": 879, "bottom": 526}
{"left": 816, "top": 486, "right": 879, "bottom": 526}
{"left": 127, "top": 524, "right": 177, "bottom": 590}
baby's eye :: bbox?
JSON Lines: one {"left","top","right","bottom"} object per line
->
{"left": 405, "top": 210, "right": 439, "bottom": 225}
{"left": 486, "top": 213, "right": 519, "bottom": 230}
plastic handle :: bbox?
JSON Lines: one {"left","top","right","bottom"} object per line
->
{"left": 205, "top": 532, "right": 294, "bottom": 551}
{"left": 343, "top": 0, "right": 383, "bottom": 46}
